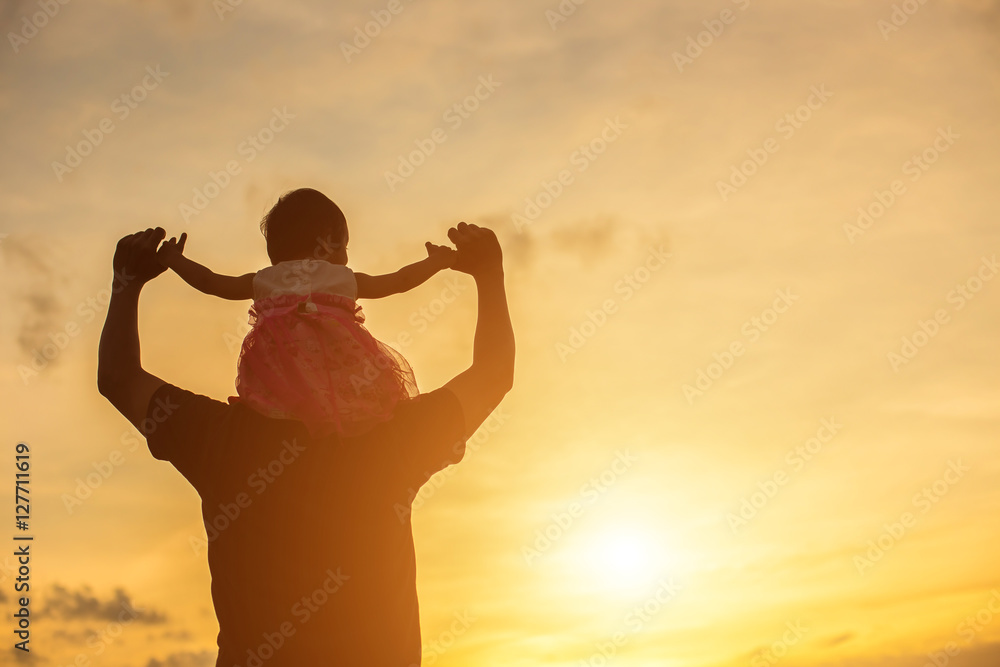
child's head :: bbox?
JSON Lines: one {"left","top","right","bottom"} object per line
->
{"left": 260, "top": 188, "right": 348, "bottom": 265}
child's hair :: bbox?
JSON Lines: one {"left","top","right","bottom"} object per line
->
{"left": 259, "top": 188, "right": 347, "bottom": 264}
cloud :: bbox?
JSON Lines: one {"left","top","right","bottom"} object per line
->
{"left": 6, "top": 646, "right": 43, "bottom": 664}
{"left": 38, "top": 584, "right": 167, "bottom": 624}
{"left": 0, "top": 235, "right": 67, "bottom": 360}
{"left": 547, "top": 216, "right": 666, "bottom": 262}
{"left": 97, "top": 0, "right": 210, "bottom": 32}
{"left": 143, "top": 650, "right": 216, "bottom": 667}
{"left": 822, "top": 632, "right": 855, "bottom": 648}
{"left": 938, "top": 643, "right": 1000, "bottom": 667}
{"left": 802, "top": 641, "right": 1000, "bottom": 667}
{"left": 52, "top": 628, "right": 93, "bottom": 643}
{"left": 0, "top": 0, "right": 34, "bottom": 37}
{"left": 124, "top": 0, "right": 200, "bottom": 23}
{"left": 483, "top": 213, "right": 669, "bottom": 274}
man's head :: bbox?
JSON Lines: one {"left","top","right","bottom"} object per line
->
{"left": 260, "top": 188, "right": 348, "bottom": 265}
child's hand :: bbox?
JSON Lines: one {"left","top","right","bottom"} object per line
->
{"left": 425, "top": 241, "right": 458, "bottom": 269}
{"left": 156, "top": 232, "right": 188, "bottom": 268}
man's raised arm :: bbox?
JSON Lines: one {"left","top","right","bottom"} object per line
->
{"left": 442, "top": 223, "right": 515, "bottom": 436}
{"left": 97, "top": 228, "right": 169, "bottom": 433}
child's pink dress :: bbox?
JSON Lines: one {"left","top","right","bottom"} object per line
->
{"left": 233, "top": 259, "right": 418, "bottom": 437}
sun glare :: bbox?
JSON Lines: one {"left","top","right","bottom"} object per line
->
{"left": 576, "top": 524, "right": 670, "bottom": 593}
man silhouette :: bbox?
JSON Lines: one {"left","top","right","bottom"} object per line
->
{"left": 98, "top": 222, "right": 514, "bottom": 666}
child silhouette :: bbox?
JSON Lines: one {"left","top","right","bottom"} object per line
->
{"left": 156, "top": 188, "right": 456, "bottom": 437}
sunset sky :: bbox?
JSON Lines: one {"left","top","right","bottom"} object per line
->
{"left": 1, "top": 0, "right": 999, "bottom": 665}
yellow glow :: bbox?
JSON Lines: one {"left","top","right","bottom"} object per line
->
{"left": 574, "top": 523, "right": 670, "bottom": 595}
{"left": 5, "top": 2, "right": 1000, "bottom": 666}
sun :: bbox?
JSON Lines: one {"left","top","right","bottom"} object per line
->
{"left": 574, "top": 523, "right": 670, "bottom": 593}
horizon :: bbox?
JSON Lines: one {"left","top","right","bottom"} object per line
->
{"left": 1, "top": 0, "right": 999, "bottom": 666}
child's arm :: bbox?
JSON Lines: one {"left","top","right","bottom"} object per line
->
{"left": 157, "top": 233, "right": 255, "bottom": 301}
{"left": 356, "top": 242, "right": 456, "bottom": 299}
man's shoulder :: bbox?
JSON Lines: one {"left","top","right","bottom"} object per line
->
{"left": 373, "top": 386, "right": 467, "bottom": 469}
{"left": 143, "top": 383, "right": 236, "bottom": 458}
{"left": 146, "top": 382, "right": 224, "bottom": 419}
{"left": 392, "top": 386, "right": 464, "bottom": 422}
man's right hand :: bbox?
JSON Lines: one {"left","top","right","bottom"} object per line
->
{"left": 447, "top": 222, "right": 503, "bottom": 279}
{"left": 441, "top": 221, "right": 513, "bottom": 439}
{"left": 113, "top": 227, "right": 169, "bottom": 290}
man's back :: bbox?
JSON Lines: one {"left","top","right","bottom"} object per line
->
{"left": 144, "top": 383, "right": 467, "bottom": 666}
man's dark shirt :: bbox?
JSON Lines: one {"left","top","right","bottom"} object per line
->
{"left": 144, "top": 383, "right": 467, "bottom": 666}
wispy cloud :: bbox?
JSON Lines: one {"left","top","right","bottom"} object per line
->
{"left": 0, "top": 235, "right": 66, "bottom": 358}
{"left": 142, "top": 650, "right": 216, "bottom": 667}
{"left": 38, "top": 584, "right": 167, "bottom": 624}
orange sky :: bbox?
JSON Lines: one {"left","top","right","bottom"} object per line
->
{"left": 1, "top": 0, "right": 999, "bottom": 666}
